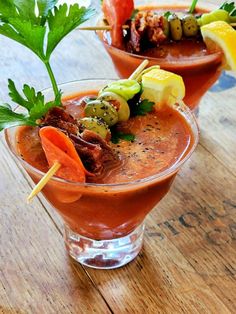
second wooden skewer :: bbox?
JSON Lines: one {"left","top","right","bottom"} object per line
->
{"left": 78, "top": 25, "right": 129, "bottom": 31}
{"left": 27, "top": 161, "right": 61, "bottom": 203}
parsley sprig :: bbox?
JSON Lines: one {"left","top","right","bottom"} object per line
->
{"left": 0, "top": 0, "right": 94, "bottom": 131}
{"left": 0, "top": 103, "right": 36, "bottom": 129}
{"left": 111, "top": 131, "right": 135, "bottom": 144}
{"left": 130, "top": 99, "right": 155, "bottom": 116}
{"left": 164, "top": 11, "right": 172, "bottom": 19}
{"left": 220, "top": 2, "right": 236, "bottom": 17}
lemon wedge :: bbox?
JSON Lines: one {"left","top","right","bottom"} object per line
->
{"left": 141, "top": 68, "right": 185, "bottom": 107}
{"left": 201, "top": 21, "right": 236, "bottom": 70}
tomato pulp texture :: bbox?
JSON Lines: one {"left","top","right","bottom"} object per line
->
{"left": 98, "top": 5, "right": 223, "bottom": 111}
{"left": 16, "top": 91, "right": 195, "bottom": 240}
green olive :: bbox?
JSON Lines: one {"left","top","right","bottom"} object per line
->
{"left": 98, "top": 91, "right": 130, "bottom": 122}
{"left": 84, "top": 100, "right": 118, "bottom": 126}
{"left": 79, "top": 117, "right": 111, "bottom": 140}
{"left": 168, "top": 14, "right": 182, "bottom": 41}
{"left": 182, "top": 14, "right": 199, "bottom": 37}
{"left": 162, "top": 16, "right": 170, "bottom": 37}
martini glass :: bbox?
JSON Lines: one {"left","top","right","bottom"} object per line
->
{"left": 5, "top": 79, "right": 199, "bottom": 269}
{"left": 97, "top": 0, "right": 223, "bottom": 112}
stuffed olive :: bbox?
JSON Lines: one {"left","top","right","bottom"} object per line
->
{"left": 168, "top": 14, "right": 182, "bottom": 41}
{"left": 182, "top": 15, "right": 199, "bottom": 37}
{"left": 84, "top": 100, "right": 118, "bottom": 126}
{"left": 98, "top": 91, "right": 130, "bottom": 122}
{"left": 79, "top": 117, "right": 111, "bottom": 140}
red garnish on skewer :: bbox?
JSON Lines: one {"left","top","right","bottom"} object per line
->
{"left": 102, "top": 0, "right": 134, "bottom": 48}
{"left": 39, "top": 126, "right": 86, "bottom": 182}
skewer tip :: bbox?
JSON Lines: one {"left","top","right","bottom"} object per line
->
{"left": 128, "top": 59, "right": 149, "bottom": 80}
{"left": 27, "top": 161, "right": 61, "bottom": 203}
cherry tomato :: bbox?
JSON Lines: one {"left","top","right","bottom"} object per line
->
{"left": 102, "top": 0, "right": 134, "bottom": 48}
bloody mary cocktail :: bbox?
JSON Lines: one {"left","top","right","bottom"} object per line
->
{"left": 5, "top": 79, "right": 199, "bottom": 269}
{"left": 98, "top": 1, "right": 223, "bottom": 111}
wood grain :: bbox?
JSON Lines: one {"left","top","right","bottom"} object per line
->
{"left": 199, "top": 89, "right": 236, "bottom": 174}
{"left": 0, "top": 0, "right": 236, "bottom": 312}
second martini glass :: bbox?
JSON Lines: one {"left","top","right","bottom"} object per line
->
{"left": 97, "top": 0, "right": 223, "bottom": 111}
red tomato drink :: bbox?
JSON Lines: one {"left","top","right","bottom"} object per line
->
{"left": 98, "top": 3, "right": 223, "bottom": 111}
{"left": 5, "top": 80, "right": 199, "bottom": 269}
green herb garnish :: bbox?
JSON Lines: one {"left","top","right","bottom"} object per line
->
{"left": 220, "top": 1, "right": 236, "bottom": 17}
{"left": 220, "top": 1, "right": 235, "bottom": 13}
{"left": 8, "top": 79, "right": 61, "bottom": 119}
{"left": 0, "top": 79, "right": 61, "bottom": 130}
{"left": 0, "top": 103, "right": 36, "bottom": 130}
{"left": 0, "top": 0, "right": 94, "bottom": 131}
{"left": 131, "top": 99, "right": 155, "bottom": 116}
{"left": 188, "top": 0, "right": 199, "bottom": 14}
{"left": 131, "top": 9, "right": 139, "bottom": 20}
{"left": 111, "top": 131, "right": 135, "bottom": 144}
{"left": 164, "top": 11, "right": 172, "bottom": 19}
{"left": 231, "top": 9, "right": 236, "bottom": 16}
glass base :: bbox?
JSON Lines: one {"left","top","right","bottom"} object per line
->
{"left": 64, "top": 223, "right": 145, "bottom": 269}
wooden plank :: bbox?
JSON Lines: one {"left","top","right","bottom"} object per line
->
{"left": 0, "top": 136, "right": 111, "bottom": 314}
{"left": 144, "top": 144, "right": 236, "bottom": 311}
{"left": 77, "top": 238, "right": 231, "bottom": 313}
{"left": 199, "top": 87, "right": 236, "bottom": 175}
{"left": 0, "top": 2, "right": 236, "bottom": 311}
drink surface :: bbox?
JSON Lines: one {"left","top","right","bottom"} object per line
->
{"left": 16, "top": 91, "right": 193, "bottom": 184}
{"left": 136, "top": 40, "right": 208, "bottom": 60}
{"left": 13, "top": 89, "right": 197, "bottom": 239}
{"left": 104, "top": 6, "right": 209, "bottom": 60}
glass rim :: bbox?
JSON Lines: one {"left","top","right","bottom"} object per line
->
{"left": 5, "top": 78, "right": 199, "bottom": 188}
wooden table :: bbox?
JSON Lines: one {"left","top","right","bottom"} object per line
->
{"left": 0, "top": 2, "right": 236, "bottom": 313}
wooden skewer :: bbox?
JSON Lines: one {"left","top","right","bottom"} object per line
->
{"left": 27, "top": 161, "right": 61, "bottom": 203}
{"left": 129, "top": 59, "right": 149, "bottom": 80}
{"left": 78, "top": 25, "right": 129, "bottom": 31}
{"left": 26, "top": 60, "right": 149, "bottom": 203}
{"left": 78, "top": 23, "right": 236, "bottom": 31}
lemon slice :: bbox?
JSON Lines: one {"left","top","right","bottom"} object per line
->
{"left": 201, "top": 21, "right": 236, "bottom": 70}
{"left": 141, "top": 68, "right": 185, "bottom": 107}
